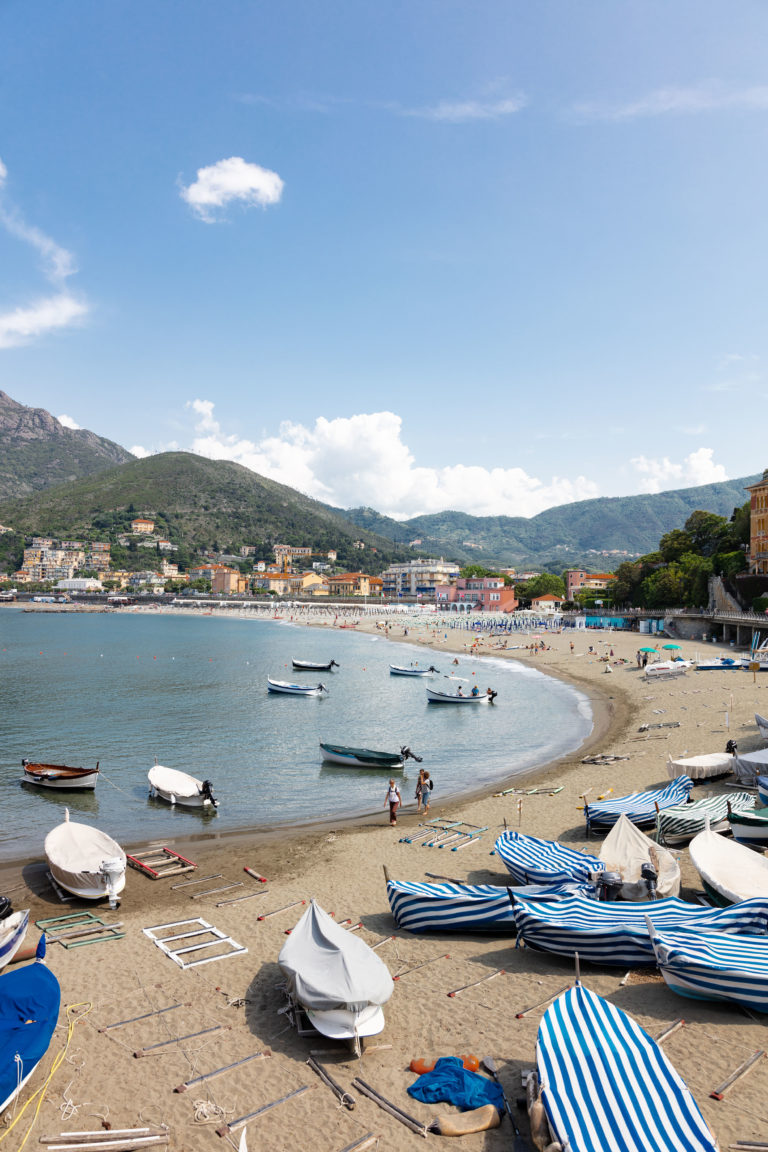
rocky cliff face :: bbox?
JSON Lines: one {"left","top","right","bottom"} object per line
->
{"left": 0, "top": 391, "right": 134, "bottom": 500}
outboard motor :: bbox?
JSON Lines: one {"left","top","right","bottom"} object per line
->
{"left": 641, "top": 861, "right": 658, "bottom": 900}
{"left": 330, "top": 660, "right": 339, "bottom": 668}
{"left": 597, "top": 871, "right": 623, "bottom": 901}
{"left": 0, "top": 896, "right": 12, "bottom": 921}
{"left": 725, "top": 739, "right": 738, "bottom": 755}
{"left": 201, "top": 779, "right": 219, "bottom": 808}
{"left": 99, "top": 857, "right": 125, "bottom": 910}
{"left": 401, "top": 746, "right": 423, "bottom": 764}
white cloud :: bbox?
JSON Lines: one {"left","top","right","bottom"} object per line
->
{"left": 399, "top": 94, "right": 527, "bottom": 123}
{"left": 630, "top": 447, "right": 728, "bottom": 493}
{"left": 180, "top": 157, "right": 284, "bottom": 222}
{"left": 0, "top": 294, "right": 88, "bottom": 350}
{"left": 57, "top": 413, "right": 81, "bottom": 430}
{"left": 0, "top": 156, "right": 89, "bottom": 348}
{"left": 183, "top": 402, "right": 598, "bottom": 518}
{"left": 571, "top": 83, "right": 768, "bottom": 122}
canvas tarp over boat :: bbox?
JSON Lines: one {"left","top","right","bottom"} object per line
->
{"left": 689, "top": 823, "right": 768, "bottom": 903}
{"left": 148, "top": 765, "right": 205, "bottom": 801}
{"left": 494, "top": 829, "right": 604, "bottom": 886}
{"left": 278, "top": 900, "right": 393, "bottom": 1014}
{"left": 537, "top": 983, "right": 718, "bottom": 1152}
{"left": 598, "top": 813, "right": 680, "bottom": 899}
{"left": 0, "top": 952, "right": 61, "bottom": 1113}
{"left": 666, "top": 751, "right": 733, "bottom": 781}
{"left": 732, "top": 746, "right": 768, "bottom": 785}
{"left": 44, "top": 811, "right": 126, "bottom": 897}
{"left": 584, "top": 775, "right": 693, "bottom": 833}
{"left": 649, "top": 920, "right": 768, "bottom": 1014}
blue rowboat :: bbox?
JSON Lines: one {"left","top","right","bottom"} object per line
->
{"left": 0, "top": 937, "right": 60, "bottom": 1113}
{"left": 495, "top": 829, "right": 604, "bottom": 886}
{"left": 320, "top": 742, "right": 420, "bottom": 769}
{"left": 536, "top": 983, "right": 718, "bottom": 1152}
{"left": 513, "top": 890, "right": 768, "bottom": 967}
{"left": 648, "top": 917, "right": 768, "bottom": 1014}
{"left": 584, "top": 775, "right": 693, "bottom": 834}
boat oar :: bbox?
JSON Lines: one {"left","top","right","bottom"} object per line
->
{"left": 481, "top": 1057, "right": 531, "bottom": 1151}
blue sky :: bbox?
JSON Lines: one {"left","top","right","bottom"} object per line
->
{"left": 1, "top": 1, "right": 767, "bottom": 519}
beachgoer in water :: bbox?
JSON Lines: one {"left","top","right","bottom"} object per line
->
{"left": 385, "top": 779, "right": 401, "bottom": 826}
{"left": 421, "top": 771, "right": 432, "bottom": 814}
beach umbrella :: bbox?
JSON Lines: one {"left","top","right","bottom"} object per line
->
{"left": 639, "top": 646, "right": 657, "bottom": 652}
{"left": 663, "top": 643, "right": 681, "bottom": 650}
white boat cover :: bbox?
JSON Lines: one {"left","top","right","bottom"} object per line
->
{"left": 279, "top": 900, "right": 393, "bottom": 1014}
{"left": 733, "top": 746, "right": 768, "bottom": 784}
{"left": 44, "top": 810, "right": 126, "bottom": 897}
{"left": 666, "top": 751, "right": 733, "bottom": 781}
{"left": 689, "top": 823, "right": 768, "bottom": 903}
{"left": 756, "top": 713, "right": 768, "bottom": 743}
{"left": 598, "top": 814, "right": 680, "bottom": 899}
{"left": 148, "top": 764, "right": 204, "bottom": 800}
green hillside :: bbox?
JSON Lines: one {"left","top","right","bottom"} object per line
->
{"left": 343, "top": 475, "right": 759, "bottom": 570}
{"left": 0, "top": 452, "right": 414, "bottom": 571}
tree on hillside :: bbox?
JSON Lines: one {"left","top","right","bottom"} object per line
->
{"left": 514, "top": 572, "right": 565, "bottom": 600}
{"left": 683, "top": 511, "right": 730, "bottom": 556}
{"left": 659, "top": 528, "right": 693, "bottom": 563}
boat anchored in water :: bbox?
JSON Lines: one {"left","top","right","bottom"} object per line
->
{"left": 267, "top": 677, "right": 328, "bottom": 696}
{"left": 148, "top": 764, "right": 219, "bottom": 809}
{"left": 292, "top": 659, "right": 339, "bottom": 671}
{"left": 389, "top": 663, "right": 439, "bottom": 677}
{"left": 426, "top": 685, "right": 497, "bottom": 704}
{"left": 320, "top": 742, "right": 422, "bottom": 769}
{"left": 22, "top": 759, "right": 100, "bottom": 790}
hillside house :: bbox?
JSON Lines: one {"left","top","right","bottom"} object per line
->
{"left": 130, "top": 518, "right": 155, "bottom": 534}
{"left": 530, "top": 593, "right": 565, "bottom": 612}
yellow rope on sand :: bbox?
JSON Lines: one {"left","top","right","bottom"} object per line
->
{"left": 0, "top": 1001, "right": 93, "bottom": 1150}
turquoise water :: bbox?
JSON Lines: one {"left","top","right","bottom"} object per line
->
{"left": 0, "top": 608, "right": 591, "bottom": 861}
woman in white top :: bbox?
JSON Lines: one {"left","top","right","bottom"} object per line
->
{"left": 385, "top": 779, "right": 401, "bottom": 825}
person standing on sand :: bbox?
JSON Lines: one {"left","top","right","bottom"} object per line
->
{"left": 385, "top": 779, "right": 401, "bottom": 825}
{"left": 415, "top": 768, "right": 426, "bottom": 814}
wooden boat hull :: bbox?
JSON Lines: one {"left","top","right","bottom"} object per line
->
{"left": 320, "top": 743, "right": 404, "bottom": 768}
{"left": 21, "top": 760, "right": 99, "bottom": 790}
{"left": 728, "top": 807, "right": 768, "bottom": 847}
{"left": 267, "top": 678, "right": 326, "bottom": 696}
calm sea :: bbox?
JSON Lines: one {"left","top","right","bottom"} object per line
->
{"left": 0, "top": 608, "right": 592, "bottom": 862}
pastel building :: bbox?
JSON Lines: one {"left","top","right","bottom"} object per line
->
{"left": 130, "top": 518, "right": 155, "bottom": 534}
{"left": 435, "top": 576, "right": 518, "bottom": 612}
{"left": 564, "top": 570, "right": 617, "bottom": 600}
{"left": 381, "top": 559, "right": 460, "bottom": 599}
{"left": 746, "top": 469, "right": 768, "bottom": 575}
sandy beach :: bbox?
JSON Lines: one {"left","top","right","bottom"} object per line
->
{"left": 4, "top": 612, "right": 768, "bottom": 1151}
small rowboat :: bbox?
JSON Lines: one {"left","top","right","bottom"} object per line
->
{"left": 0, "top": 937, "right": 61, "bottom": 1114}
{"left": 728, "top": 803, "right": 768, "bottom": 847}
{"left": 21, "top": 759, "right": 99, "bottom": 790}
{"left": 389, "top": 664, "right": 438, "bottom": 676}
{"left": 426, "top": 686, "right": 496, "bottom": 704}
{"left": 292, "top": 659, "right": 339, "bottom": 671}
{"left": 648, "top": 917, "right": 768, "bottom": 1015}
{"left": 148, "top": 765, "right": 219, "bottom": 809}
{"left": 644, "top": 660, "right": 689, "bottom": 679}
{"left": 44, "top": 809, "right": 127, "bottom": 908}
{"left": 690, "top": 822, "right": 768, "bottom": 905}
{"left": 267, "top": 678, "right": 327, "bottom": 696}
{"left": 665, "top": 750, "right": 733, "bottom": 781}
{"left": 322, "top": 741, "right": 423, "bottom": 769}
{"left": 535, "top": 983, "right": 718, "bottom": 1152}
{"left": 320, "top": 742, "right": 421, "bottom": 769}
{"left": 0, "top": 908, "right": 29, "bottom": 971}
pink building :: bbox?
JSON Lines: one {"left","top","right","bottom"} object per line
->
{"left": 565, "top": 570, "right": 616, "bottom": 600}
{"left": 435, "top": 576, "right": 517, "bottom": 612}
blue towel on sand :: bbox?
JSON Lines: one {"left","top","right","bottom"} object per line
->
{"left": 407, "top": 1057, "right": 504, "bottom": 1112}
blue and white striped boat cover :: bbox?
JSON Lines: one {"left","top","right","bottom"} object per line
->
{"left": 514, "top": 891, "right": 768, "bottom": 966}
{"left": 649, "top": 923, "right": 768, "bottom": 1013}
{"left": 585, "top": 775, "right": 693, "bottom": 833}
{"left": 494, "top": 829, "right": 604, "bottom": 885}
{"left": 758, "top": 775, "right": 768, "bottom": 808}
{"left": 386, "top": 879, "right": 590, "bottom": 934}
{"left": 538, "top": 983, "right": 718, "bottom": 1152}
{"left": 657, "top": 791, "right": 755, "bottom": 844}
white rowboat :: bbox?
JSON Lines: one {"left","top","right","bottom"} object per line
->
{"left": 44, "top": 809, "right": 127, "bottom": 908}
{"left": 267, "top": 678, "right": 327, "bottom": 696}
{"left": 148, "top": 764, "right": 219, "bottom": 809}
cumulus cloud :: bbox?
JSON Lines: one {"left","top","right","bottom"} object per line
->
{"left": 0, "top": 157, "right": 88, "bottom": 349}
{"left": 401, "top": 94, "right": 527, "bottom": 123}
{"left": 182, "top": 402, "right": 598, "bottom": 518}
{"left": 571, "top": 83, "right": 768, "bottom": 122}
{"left": 180, "top": 157, "right": 284, "bottom": 222}
{"left": 57, "top": 413, "right": 81, "bottom": 430}
{"left": 630, "top": 447, "right": 728, "bottom": 493}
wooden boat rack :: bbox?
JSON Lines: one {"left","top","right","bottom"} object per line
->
{"left": 127, "top": 846, "right": 197, "bottom": 880}
{"left": 36, "top": 911, "right": 125, "bottom": 948}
